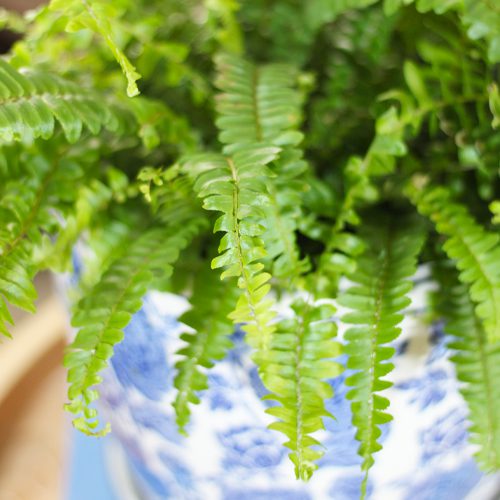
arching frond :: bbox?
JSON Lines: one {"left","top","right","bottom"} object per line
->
{"left": 0, "top": 150, "right": 83, "bottom": 336}
{"left": 49, "top": 0, "right": 141, "bottom": 96}
{"left": 214, "top": 53, "right": 307, "bottom": 280}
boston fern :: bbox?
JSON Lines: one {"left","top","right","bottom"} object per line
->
{"left": 0, "top": 0, "right": 499, "bottom": 495}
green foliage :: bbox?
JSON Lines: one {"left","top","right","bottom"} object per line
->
{"left": 65, "top": 199, "right": 205, "bottom": 434}
{"left": 184, "top": 147, "right": 279, "bottom": 358}
{"left": 49, "top": 0, "right": 141, "bottom": 96}
{"left": 0, "top": 145, "right": 90, "bottom": 336}
{"left": 2, "top": 0, "right": 500, "bottom": 492}
{"left": 0, "top": 60, "right": 122, "bottom": 143}
{"left": 338, "top": 215, "right": 425, "bottom": 496}
{"left": 409, "top": 184, "right": 500, "bottom": 342}
{"left": 265, "top": 299, "right": 341, "bottom": 480}
{"left": 432, "top": 262, "right": 500, "bottom": 471}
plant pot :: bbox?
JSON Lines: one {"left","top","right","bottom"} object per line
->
{"left": 75, "top": 268, "right": 496, "bottom": 500}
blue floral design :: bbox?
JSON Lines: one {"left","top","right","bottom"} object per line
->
{"left": 111, "top": 308, "right": 171, "bottom": 400}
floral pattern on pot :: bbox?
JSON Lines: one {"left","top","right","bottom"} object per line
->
{"left": 95, "top": 280, "right": 492, "bottom": 500}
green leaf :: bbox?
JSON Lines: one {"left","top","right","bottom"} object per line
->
{"left": 432, "top": 263, "right": 500, "bottom": 471}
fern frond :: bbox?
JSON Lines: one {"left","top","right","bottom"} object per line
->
{"left": 265, "top": 299, "right": 341, "bottom": 480}
{"left": 0, "top": 61, "right": 120, "bottom": 143}
{"left": 214, "top": 54, "right": 307, "bottom": 280}
{"left": 173, "top": 266, "right": 238, "bottom": 433}
{"left": 214, "top": 53, "right": 302, "bottom": 149}
{"left": 0, "top": 152, "right": 68, "bottom": 336}
{"left": 338, "top": 215, "right": 425, "bottom": 497}
{"left": 184, "top": 145, "right": 279, "bottom": 359}
{"left": 409, "top": 184, "right": 500, "bottom": 342}
{"left": 65, "top": 203, "right": 205, "bottom": 435}
{"left": 433, "top": 263, "right": 500, "bottom": 471}
{"left": 49, "top": 0, "right": 141, "bottom": 97}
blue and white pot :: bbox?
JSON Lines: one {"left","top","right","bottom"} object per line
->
{"left": 85, "top": 273, "right": 496, "bottom": 500}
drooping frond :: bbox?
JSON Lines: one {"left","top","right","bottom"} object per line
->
{"left": 409, "top": 184, "right": 500, "bottom": 342}
{"left": 265, "top": 299, "right": 341, "bottom": 481}
{"left": 214, "top": 54, "right": 307, "bottom": 280}
{"left": 184, "top": 145, "right": 279, "bottom": 360}
{"left": 0, "top": 61, "right": 121, "bottom": 143}
{"left": 432, "top": 262, "right": 500, "bottom": 471}
{"left": 0, "top": 150, "right": 82, "bottom": 336}
{"left": 173, "top": 267, "right": 238, "bottom": 433}
{"left": 338, "top": 215, "right": 425, "bottom": 497}
{"left": 65, "top": 201, "right": 205, "bottom": 435}
{"left": 49, "top": 0, "right": 141, "bottom": 97}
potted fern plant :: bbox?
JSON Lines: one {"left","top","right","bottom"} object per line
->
{"left": 1, "top": 0, "right": 499, "bottom": 498}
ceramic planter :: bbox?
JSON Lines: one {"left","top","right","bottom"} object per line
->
{"left": 82, "top": 271, "right": 494, "bottom": 500}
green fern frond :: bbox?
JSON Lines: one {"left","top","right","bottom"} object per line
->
{"left": 265, "top": 299, "right": 341, "bottom": 481}
{"left": 409, "top": 184, "right": 500, "bottom": 342}
{"left": 214, "top": 53, "right": 302, "bottom": 149}
{"left": 0, "top": 152, "right": 71, "bottom": 336}
{"left": 49, "top": 0, "right": 141, "bottom": 97}
{"left": 0, "top": 61, "right": 120, "bottom": 143}
{"left": 433, "top": 263, "right": 500, "bottom": 471}
{"left": 173, "top": 266, "right": 238, "bottom": 433}
{"left": 214, "top": 54, "right": 307, "bottom": 280}
{"left": 338, "top": 215, "right": 425, "bottom": 497}
{"left": 65, "top": 203, "right": 205, "bottom": 435}
{"left": 184, "top": 145, "right": 279, "bottom": 359}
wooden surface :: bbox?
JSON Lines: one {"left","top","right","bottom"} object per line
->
{"left": 0, "top": 274, "right": 69, "bottom": 500}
